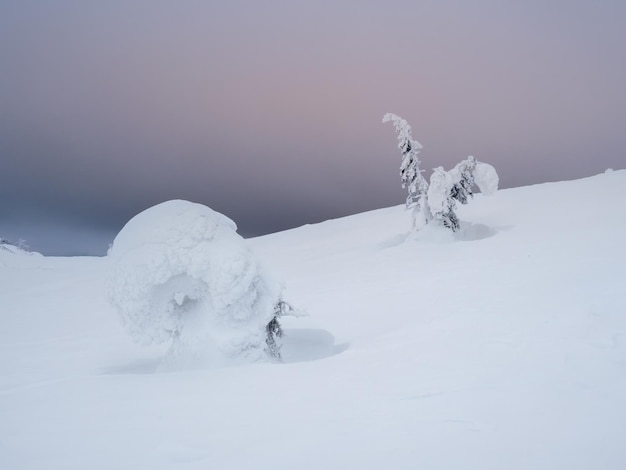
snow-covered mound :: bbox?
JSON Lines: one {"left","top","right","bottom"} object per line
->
{"left": 0, "top": 239, "right": 41, "bottom": 256}
{"left": 1, "top": 171, "right": 626, "bottom": 469}
{"left": 107, "top": 200, "right": 281, "bottom": 369}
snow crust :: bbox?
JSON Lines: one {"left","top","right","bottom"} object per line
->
{"left": 2, "top": 171, "right": 626, "bottom": 469}
{"left": 473, "top": 161, "right": 499, "bottom": 195}
{"left": 107, "top": 200, "right": 280, "bottom": 368}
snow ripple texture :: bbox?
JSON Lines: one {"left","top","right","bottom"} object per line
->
{"left": 106, "top": 200, "right": 280, "bottom": 369}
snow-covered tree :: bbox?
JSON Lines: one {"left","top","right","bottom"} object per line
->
{"left": 383, "top": 114, "right": 499, "bottom": 233}
{"left": 448, "top": 156, "right": 478, "bottom": 205}
{"left": 427, "top": 166, "right": 459, "bottom": 231}
{"left": 265, "top": 300, "right": 290, "bottom": 360}
{"left": 428, "top": 156, "right": 478, "bottom": 231}
{"left": 0, "top": 237, "right": 32, "bottom": 254}
{"left": 382, "top": 113, "right": 431, "bottom": 229}
{"left": 266, "top": 299, "right": 306, "bottom": 360}
{"left": 107, "top": 200, "right": 289, "bottom": 369}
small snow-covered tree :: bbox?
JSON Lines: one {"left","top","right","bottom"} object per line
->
{"left": 0, "top": 237, "right": 31, "bottom": 254}
{"left": 382, "top": 113, "right": 431, "bottom": 229}
{"left": 265, "top": 300, "right": 291, "bottom": 360}
{"left": 449, "top": 156, "right": 478, "bottom": 205}
{"left": 266, "top": 299, "right": 306, "bottom": 361}
{"left": 428, "top": 156, "right": 483, "bottom": 231}
{"left": 427, "top": 166, "right": 459, "bottom": 230}
{"left": 265, "top": 314, "right": 283, "bottom": 360}
{"left": 384, "top": 114, "right": 499, "bottom": 233}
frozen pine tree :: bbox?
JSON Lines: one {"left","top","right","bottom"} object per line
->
{"left": 449, "top": 156, "right": 478, "bottom": 205}
{"left": 265, "top": 300, "right": 289, "bottom": 360}
{"left": 383, "top": 114, "right": 499, "bottom": 233}
{"left": 448, "top": 155, "right": 499, "bottom": 203}
{"left": 428, "top": 156, "right": 478, "bottom": 231}
{"left": 0, "top": 237, "right": 32, "bottom": 254}
{"left": 427, "top": 167, "right": 459, "bottom": 231}
{"left": 266, "top": 300, "right": 305, "bottom": 361}
{"left": 382, "top": 113, "right": 431, "bottom": 229}
{"left": 427, "top": 156, "right": 499, "bottom": 232}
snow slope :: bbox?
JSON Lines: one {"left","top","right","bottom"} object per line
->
{"left": 1, "top": 171, "right": 625, "bottom": 469}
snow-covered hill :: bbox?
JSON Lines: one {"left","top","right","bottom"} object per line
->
{"left": 1, "top": 171, "right": 625, "bottom": 469}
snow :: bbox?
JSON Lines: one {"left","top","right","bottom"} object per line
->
{"left": 426, "top": 166, "right": 454, "bottom": 218}
{"left": 2, "top": 171, "right": 626, "bottom": 469}
{"left": 107, "top": 200, "right": 281, "bottom": 368}
{"left": 473, "top": 160, "right": 499, "bottom": 195}
{"left": 0, "top": 240, "right": 41, "bottom": 256}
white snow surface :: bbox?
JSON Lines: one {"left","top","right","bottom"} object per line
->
{"left": 2, "top": 172, "right": 626, "bottom": 469}
{"left": 473, "top": 160, "right": 499, "bottom": 195}
{"left": 107, "top": 200, "right": 281, "bottom": 368}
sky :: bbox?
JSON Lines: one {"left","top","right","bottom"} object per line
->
{"left": 1, "top": 0, "right": 625, "bottom": 256}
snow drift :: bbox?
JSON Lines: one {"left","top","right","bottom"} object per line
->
{"left": 107, "top": 200, "right": 281, "bottom": 368}
{"left": 2, "top": 171, "right": 626, "bottom": 470}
